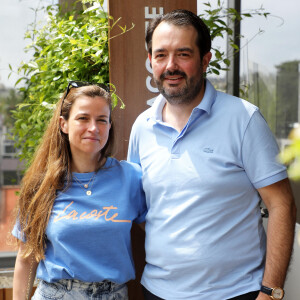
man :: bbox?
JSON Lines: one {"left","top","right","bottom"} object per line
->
{"left": 127, "top": 9, "right": 296, "bottom": 300}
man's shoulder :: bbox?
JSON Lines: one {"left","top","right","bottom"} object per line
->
{"left": 133, "top": 95, "right": 163, "bottom": 125}
{"left": 215, "top": 90, "right": 259, "bottom": 117}
{"left": 136, "top": 106, "right": 153, "bottom": 121}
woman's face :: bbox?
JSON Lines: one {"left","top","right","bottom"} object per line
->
{"left": 60, "top": 96, "right": 111, "bottom": 162}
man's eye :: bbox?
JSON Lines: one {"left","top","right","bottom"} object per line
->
{"left": 98, "top": 119, "right": 108, "bottom": 123}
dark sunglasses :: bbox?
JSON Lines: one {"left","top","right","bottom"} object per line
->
{"left": 61, "top": 80, "right": 110, "bottom": 115}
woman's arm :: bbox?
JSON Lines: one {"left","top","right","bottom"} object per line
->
{"left": 13, "top": 242, "right": 38, "bottom": 300}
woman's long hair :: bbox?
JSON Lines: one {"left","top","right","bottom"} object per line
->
{"left": 13, "top": 85, "right": 115, "bottom": 261}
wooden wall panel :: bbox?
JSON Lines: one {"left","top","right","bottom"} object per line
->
{"left": 108, "top": 2, "right": 197, "bottom": 299}
{"left": 108, "top": 0, "right": 197, "bottom": 160}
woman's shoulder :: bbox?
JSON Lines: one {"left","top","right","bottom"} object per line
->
{"left": 106, "top": 157, "right": 140, "bottom": 169}
{"left": 107, "top": 157, "right": 142, "bottom": 174}
{"left": 122, "top": 160, "right": 142, "bottom": 172}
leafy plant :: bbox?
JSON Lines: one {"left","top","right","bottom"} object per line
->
{"left": 200, "top": 0, "right": 270, "bottom": 75}
{"left": 11, "top": 0, "right": 133, "bottom": 165}
{"left": 279, "top": 127, "right": 300, "bottom": 180}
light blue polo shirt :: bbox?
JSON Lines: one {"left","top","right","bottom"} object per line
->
{"left": 127, "top": 80, "right": 287, "bottom": 300}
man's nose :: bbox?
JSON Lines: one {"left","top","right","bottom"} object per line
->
{"left": 166, "top": 55, "right": 178, "bottom": 71}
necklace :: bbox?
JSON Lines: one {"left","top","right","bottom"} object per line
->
{"left": 73, "top": 172, "right": 97, "bottom": 196}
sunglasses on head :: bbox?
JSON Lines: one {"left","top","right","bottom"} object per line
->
{"left": 61, "top": 80, "right": 110, "bottom": 115}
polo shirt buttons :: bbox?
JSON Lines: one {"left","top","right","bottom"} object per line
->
{"left": 171, "top": 153, "right": 180, "bottom": 159}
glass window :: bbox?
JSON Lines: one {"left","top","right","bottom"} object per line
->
{"left": 3, "top": 171, "right": 22, "bottom": 186}
{"left": 241, "top": 0, "right": 300, "bottom": 141}
{"left": 241, "top": 1, "right": 300, "bottom": 298}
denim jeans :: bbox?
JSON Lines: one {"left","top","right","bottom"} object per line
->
{"left": 32, "top": 279, "right": 128, "bottom": 300}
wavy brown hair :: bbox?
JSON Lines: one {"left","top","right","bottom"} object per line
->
{"left": 13, "top": 84, "right": 115, "bottom": 261}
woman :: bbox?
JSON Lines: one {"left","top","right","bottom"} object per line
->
{"left": 12, "top": 81, "right": 146, "bottom": 300}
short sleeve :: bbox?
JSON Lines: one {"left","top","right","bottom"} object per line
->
{"left": 241, "top": 110, "right": 287, "bottom": 189}
{"left": 127, "top": 121, "right": 141, "bottom": 165}
{"left": 129, "top": 162, "right": 147, "bottom": 223}
{"left": 12, "top": 219, "right": 26, "bottom": 242}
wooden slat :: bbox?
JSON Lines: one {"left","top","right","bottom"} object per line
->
{"left": 108, "top": 2, "right": 197, "bottom": 299}
{"left": 108, "top": 0, "right": 197, "bottom": 159}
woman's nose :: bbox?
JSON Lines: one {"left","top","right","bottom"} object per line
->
{"left": 88, "top": 120, "right": 99, "bottom": 132}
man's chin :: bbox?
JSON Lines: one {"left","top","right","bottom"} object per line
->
{"left": 161, "top": 88, "right": 185, "bottom": 99}
{"left": 162, "top": 92, "right": 185, "bottom": 104}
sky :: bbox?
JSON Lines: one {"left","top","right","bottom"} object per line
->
{"left": 240, "top": 0, "right": 300, "bottom": 73}
{"left": 0, "top": 0, "right": 299, "bottom": 88}
{"left": 0, "top": 0, "right": 57, "bottom": 88}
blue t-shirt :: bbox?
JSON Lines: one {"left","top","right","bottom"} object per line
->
{"left": 13, "top": 158, "right": 147, "bottom": 284}
{"left": 127, "top": 80, "right": 287, "bottom": 300}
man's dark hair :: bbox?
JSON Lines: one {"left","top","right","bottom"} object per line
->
{"left": 146, "top": 9, "right": 211, "bottom": 59}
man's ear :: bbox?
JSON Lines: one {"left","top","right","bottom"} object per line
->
{"left": 59, "top": 116, "right": 68, "bottom": 134}
{"left": 202, "top": 52, "right": 212, "bottom": 73}
{"left": 148, "top": 53, "right": 152, "bottom": 69}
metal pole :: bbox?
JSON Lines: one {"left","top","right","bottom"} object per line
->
{"left": 226, "top": 0, "right": 241, "bottom": 97}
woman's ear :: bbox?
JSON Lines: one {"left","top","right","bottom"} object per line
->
{"left": 59, "top": 116, "right": 68, "bottom": 134}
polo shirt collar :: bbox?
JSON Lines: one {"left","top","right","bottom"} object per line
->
{"left": 148, "top": 79, "right": 217, "bottom": 122}
{"left": 195, "top": 79, "right": 217, "bottom": 115}
{"left": 150, "top": 94, "right": 166, "bottom": 122}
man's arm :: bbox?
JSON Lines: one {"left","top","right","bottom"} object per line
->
{"left": 256, "top": 178, "right": 297, "bottom": 300}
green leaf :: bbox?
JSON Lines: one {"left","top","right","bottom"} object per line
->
{"left": 83, "top": 2, "right": 100, "bottom": 13}
{"left": 14, "top": 77, "right": 26, "bottom": 87}
{"left": 211, "top": 68, "right": 220, "bottom": 75}
{"left": 28, "top": 61, "right": 39, "bottom": 69}
{"left": 53, "top": 75, "right": 61, "bottom": 81}
{"left": 223, "top": 59, "right": 231, "bottom": 66}
{"left": 230, "top": 43, "right": 240, "bottom": 50}
{"left": 21, "top": 123, "right": 28, "bottom": 130}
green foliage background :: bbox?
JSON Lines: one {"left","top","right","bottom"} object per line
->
{"left": 11, "top": 0, "right": 270, "bottom": 166}
{"left": 280, "top": 128, "right": 300, "bottom": 180}
{"left": 11, "top": 0, "right": 130, "bottom": 164}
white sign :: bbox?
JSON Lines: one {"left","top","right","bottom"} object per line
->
{"left": 144, "top": 7, "right": 163, "bottom": 106}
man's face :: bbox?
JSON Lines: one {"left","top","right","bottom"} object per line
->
{"left": 149, "top": 22, "right": 211, "bottom": 105}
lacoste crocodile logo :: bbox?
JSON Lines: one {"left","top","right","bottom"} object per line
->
{"left": 203, "top": 147, "right": 214, "bottom": 153}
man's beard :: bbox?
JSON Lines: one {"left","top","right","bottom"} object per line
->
{"left": 154, "top": 68, "right": 204, "bottom": 105}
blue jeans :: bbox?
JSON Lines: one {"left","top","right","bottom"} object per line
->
{"left": 32, "top": 279, "right": 128, "bottom": 300}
